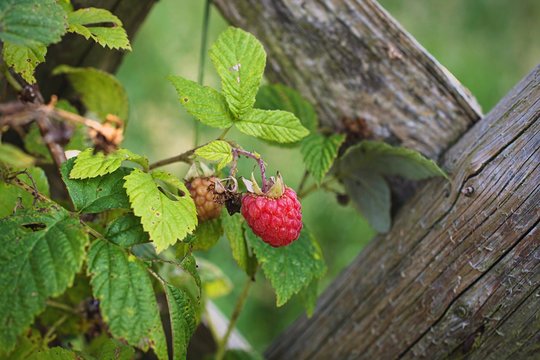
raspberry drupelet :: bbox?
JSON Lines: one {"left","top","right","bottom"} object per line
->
{"left": 241, "top": 186, "right": 302, "bottom": 247}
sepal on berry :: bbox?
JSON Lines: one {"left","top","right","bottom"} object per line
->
{"left": 242, "top": 172, "right": 285, "bottom": 199}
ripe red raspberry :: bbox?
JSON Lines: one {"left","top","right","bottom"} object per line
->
{"left": 241, "top": 187, "right": 302, "bottom": 247}
{"left": 186, "top": 177, "right": 222, "bottom": 221}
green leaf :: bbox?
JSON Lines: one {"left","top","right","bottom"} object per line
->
{"left": 0, "top": 167, "right": 50, "bottom": 218}
{"left": 163, "top": 283, "right": 197, "bottom": 360}
{"left": 61, "top": 158, "right": 131, "bottom": 213}
{"left": 0, "top": 206, "right": 88, "bottom": 352}
{"left": 223, "top": 349, "right": 264, "bottom": 360}
{"left": 194, "top": 140, "right": 233, "bottom": 171}
{"left": 105, "top": 213, "right": 149, "bottom": 247}
{"left": 341, "top": 140, "right": 448, "bottom": 180}
{"left": 210, "top": 27, "right": 266, "bottom": 117}
{"left": 197, "top": 257, "right": 232, "bottom": 298}
{"left": 0, "top": 0, "right": 66, "bottom": 47}
{"left": 168, "top": 76, "right": 234, "bottom": 129}
{"left": 342, "top": 172, "right": 391, "bottom": 233}
{"left": 67, "top": 8, "right": 131, "bottom": 50}
{"left": 179, "top": 254, "right": 202, "bottom": 297}
{"left": 123, "top": 169, "right": 198, "bottom": 253}
{"left": 301, "top": 133, "right": 345, "bottom": 183}
{"left": 87, "top": 239, "right": 167, "bottom": 359}
{"left": 236, "top": 109, "right": 309, "bottom": 143}
{"left": 27, "top": 347, "right": 79, "bottom": 360}
{"left": 336, "top": 141, "right": 447, "bottom": 232}
{"left": 256, "top": 84, "right": 318, "bottom": 133}
{"left": 299, "top": 280, "right": 318, "bottom": 317}
{"left": 0, "top": 329, "right": 43, "bottom": 360}
{"left": 0, "top": 143, "right": 34, "bottom": 169}
{"left": 245, "top": 225, "right": 326, "bottom": 306}
{"left": 190, "top": 218, "right": 223, "bottom": 251}
{"left": 53, "top": 65, "right": 129, "bottom": 121}
{"left": 2, "top": 41, "right": 46, "bottom": 84}
{"left": 222, "top": 213, "right": 257, "bottom": 276}
{"left": 85, "top": 334, "right": 135, "bottom": 360}
{"left": 24, "top": 124, "right": 52, "bottom": 162}
{"left": 70, "top": 148, "right": 148, "bottom": 179}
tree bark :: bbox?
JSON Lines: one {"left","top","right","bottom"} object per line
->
{"left": 265, "top": 64, "right": 540, "bottom": 359}
{"left": 214, "top": 0, "right": 482, "bottom": 159}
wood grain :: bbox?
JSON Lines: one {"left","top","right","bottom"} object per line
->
{"left": 214, "top": 0, "right": 482, "bottom": 159}
{"left": 265, "top": 64, "right": 540, "bottom": 359}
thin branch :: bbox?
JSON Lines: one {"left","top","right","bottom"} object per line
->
{"left": 148, "top": 148, "right": 197, "bottom": 170}
{"left": 233, "top": 148, "right": 267, "bottom": 191}
{"left": 215, "top": 276, "right": 254, "bottom": 360}
{"left": 46, "top": 300, "right": 80, "bottom": 315}
{"left": 297, "top": 171, "right": 309, "bottom": 195}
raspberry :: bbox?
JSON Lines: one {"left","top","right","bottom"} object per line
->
{"left": 241, "top": 187, "right": 302, "bottom": 247}
{"left": 186, "top": 177, "right": 222, "bottom": 221}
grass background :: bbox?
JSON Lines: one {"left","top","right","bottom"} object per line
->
{"left": 116, "top": 0, "right": 539, "bottom": 352}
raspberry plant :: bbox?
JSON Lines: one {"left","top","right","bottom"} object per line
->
{"left": 0, "top": 2, "right": 446, "bottom": 359}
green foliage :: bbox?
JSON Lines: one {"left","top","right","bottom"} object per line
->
{"left": 0, "top": 167, "right": 50, "bottom": 218}
{"left": 223, "top": 349, "right": 264, "bottom": 360}
{"left": 105, "top": 213, "right": 150, "bottom": 247}
{"left": 87, "top": 239, "right": 167, "bottom": 359}
{"left": 299, "top": 280, "right": 319, "bottom": 317}
{"left": 123, "top": 169, "right": 197, "bottom": 253}
{"left": 27, "top": 347, "right": 78, "bottom": 360}
{"left": 163, "top": 283, "right": 198, "bottom": 360}
{"left": 194, "top": 140, "right": 233, "bottom": 171}
{"left": 61, "top": 158, "right": 131, "bottom": 213}
{"left": 343, "top": 172, "right": 391, "bottom": 233}
{"left": 0, "top": 205, "right": 88, "bottom": 352}
{"left": 210, "top": 27, "right": 266, "bottom": 118}
{"left": 300, "top": 133, "right": 345, "bottom": 183}
{"left": 70, "top": 148, "right": 147, "bottom": 179}
{"left": 0, "top": 143, "right": 34, "bottom": 169}
{"left": 336, "top": 140, "right": 447, "bottom": 232}
{"left": 235, "top": 109, "right": 309, "bottom": 143}
{"left": 67, "top": 8, "right": 131, "bottom": 50}
{"left": 341, "top": 140, "right": 448, "bottom": 180}
{"left": 2, "top": 42, "right": 47, "bottom": 83}
{"left": 222, "top": 213, "right": 257, "bottom": 276}
{"left": 197, "top": 257, "right": 233, "bottom": 298}
{"left": 84, "top": 334, "right": 135, "bottom": 360}
{"left": 0, "top": 1, "right": 130, "bottom": 83}
{"left": 0, "top": 0, "right": 66, "bottom": 47}
{"left": 245, "top": 225, "right": 326, "bottom": 307}
{"left": 169, "top": 76, "right": 234, "bottom": 128}
{"left": 53, "top": 65, "right": 129, "bottom": 121}
{"left": 190, "top": 218, "right": 223, "bottom": 251}
{"left": 256, "top": 84, "right": 318, "bottom": 133}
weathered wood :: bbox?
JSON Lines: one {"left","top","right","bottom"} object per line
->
{"left": 266, "top": 65, "right": 540, "bottom": 359}
{"left": 37, "top": 0, "right": 157, "bottom": 99}
{"left": 214, "top": 0, "right": 482, "bottom": 159}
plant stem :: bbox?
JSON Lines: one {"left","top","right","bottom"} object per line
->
{"left": 46, "top": 300, "right": 79, "bottom": 315}
{"left": 194, "top": 0, "right": 213, "bottom": 147}
{"left": 43, "top": 314, "right": 68, "bottom": 345}
{"left": 215, "top": 276, "right": 254, "bottom": 360}
{"left": 148, "top": 148, "right": 197, "bottom": 170}
{"left": 298, "top": 177, "right": 338, "bottom": 199}
{"left": 297, "top": 171, "right": 309, "bottom": 195}
{"left": 232, "top": 148, "right": 267, "bottom": 191}
{"left": 218, "top": 126, "right": 231, "bottom": 140}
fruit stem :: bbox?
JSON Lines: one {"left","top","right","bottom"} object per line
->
{"left": 232, "top": 148, "right": 268, "bottom": 191}
{"left": 215, "top": 276, "right": 254, "bottom": 360}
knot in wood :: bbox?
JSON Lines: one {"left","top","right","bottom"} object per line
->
{"left": 461, "top": 186, "right": 475, "bottom": 197}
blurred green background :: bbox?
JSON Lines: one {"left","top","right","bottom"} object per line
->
{"left": 116, "top": 0, "right": 539, "bottom": 352}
